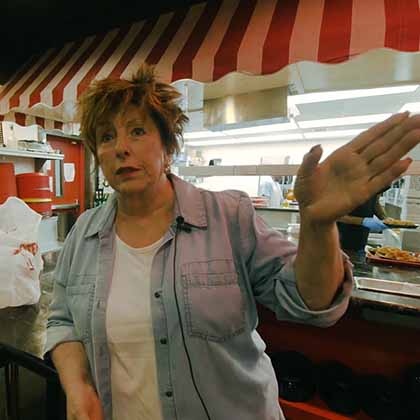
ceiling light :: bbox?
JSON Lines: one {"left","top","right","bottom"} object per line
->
{"left": 221, "top": 121, "right": 298, "bottom": 135}
{"left": 183, "top": 130, "right": 226, "bottom": 139}
{"left": 184, "top": 121, "right": 298, "bottom": 139}
{"left": 298, "top": 113, "right": 392, "bottom": 129}
{"left": 186, "top": 133, "right": 304, "bottom": 147}
{"left": 289, "top": 85, "right": 418, "bottom": 105}
{"left": 303, "top": 129, "right": 364, "bottom": 139}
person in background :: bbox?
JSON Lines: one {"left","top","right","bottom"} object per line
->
{"left": 45, "top": 62, "right": 420, "bottom": 420}
{"left": 337, "top": 189, "right": 389, "bottom": 252}
{"left": 258, "top": 175, "right": 284, "bottom": 207}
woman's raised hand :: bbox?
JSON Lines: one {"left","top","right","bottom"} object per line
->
{"left": 294, "top": 112, "right": 420, "bottom": 224}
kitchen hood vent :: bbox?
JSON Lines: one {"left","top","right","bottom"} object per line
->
{"left": 203, "top": 86, "right": 288, "bottom": 130}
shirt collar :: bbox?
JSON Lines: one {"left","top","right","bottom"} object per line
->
{"left": 84, "top": 174, "right": 207, "bottom": 238}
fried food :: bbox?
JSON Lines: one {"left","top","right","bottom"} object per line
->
{"left": 383, "top": 217, "right": 417, "bottom": 227}
{"left": 371, "top": 246, "right": 420, "bottom": 262}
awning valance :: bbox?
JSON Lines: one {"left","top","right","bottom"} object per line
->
{"left": 0, "top": 112, "right": 63, "bottom": 130}
{"left": 1, "top": 0, "right": 420, "bottom": 122}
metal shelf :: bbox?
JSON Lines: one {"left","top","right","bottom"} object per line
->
{"left": 178, "top": 164, "right": 300, "bottom": 177}
{"left": 0, "top": 148, "right": 64, "bottom": 160}
{"left": 178, "top": 161, "right": 420, "bottom": 177}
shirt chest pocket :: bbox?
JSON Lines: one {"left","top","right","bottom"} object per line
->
{"left": 66, "top": 281, "right": 95, "bottom": 342}
{"left": 181, "top": 260, "right": 245, "bottom": 342}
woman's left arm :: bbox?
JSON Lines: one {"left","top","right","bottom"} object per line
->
{"left": 293, "top": 112, "right": 420, "bottom": 310}
{"left": 294, "top": 220, "right": 343, "bottom": 311}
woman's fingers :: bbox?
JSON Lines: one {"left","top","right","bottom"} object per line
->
{"left": 368, "top": 157, "right": 413, "bottom": 193}
{"left": 367, "top": 128, "right": 420, "bottom": 177}
{"left": 349, "top": 112, "right": 410, "bottom": 153}
{"left": 361, "top": 114, "right": 420, "bottom": 162}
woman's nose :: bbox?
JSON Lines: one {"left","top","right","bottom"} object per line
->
{"left": 114, "top": 135, "right": 131, "bottom": 156}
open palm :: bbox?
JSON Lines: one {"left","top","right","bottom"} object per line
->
{"left": 294, "top": 112, "right": 420, "bottom": 224}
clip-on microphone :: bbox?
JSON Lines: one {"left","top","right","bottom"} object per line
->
{"left": 176, "top": 216, "right": 192, "bottom": 233}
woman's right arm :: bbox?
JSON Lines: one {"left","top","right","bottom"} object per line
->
{"left": 45, "top": 222, "right": 104, "bottom": 420}
{"left": 52, "top": 342, "right": 104, "bottom": 420}
{"left": 51, "top": 341, "right": 93, "bottom": 394}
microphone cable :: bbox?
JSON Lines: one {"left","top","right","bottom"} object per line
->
{"left": 173, "top": 216, "right": 212, "bottom": 420}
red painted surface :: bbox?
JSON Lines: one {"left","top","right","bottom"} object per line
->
{"left": 280, "top": 397, "right": 372, "bottom": 420}
{"left": 47, "top": 135, "right": 85, "bottom": 215}
{"left": 0, "top": 162, "right": 17, "bottom": 204}
{"left": 16, "top": 172, "right": 52, "bottom": 214}
{"left": 258, "top": 305, "right": 420, "bottom": 419}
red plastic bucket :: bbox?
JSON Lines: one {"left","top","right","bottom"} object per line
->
{"left": 0, "top": 163, "right": 17, "bottom": 204}
{"left": 16, "top": 172, "right": 52, "bottom": 214}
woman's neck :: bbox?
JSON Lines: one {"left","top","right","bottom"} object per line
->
{"left": 116, "top": 175, "right": 175, "bottom": 221}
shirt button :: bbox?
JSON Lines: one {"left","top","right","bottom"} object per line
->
{"left": 160, "top": 338, "right": 167, "bottom": 345}
{"left": 154, "top": 291, "right": 161, "bottom": 298}
{"left": 165, "top": 391, "right": 173, "bottom": 398}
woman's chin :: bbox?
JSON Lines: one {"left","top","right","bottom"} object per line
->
{"left": 115, "top": 179, "right": 149, "bottom": 196}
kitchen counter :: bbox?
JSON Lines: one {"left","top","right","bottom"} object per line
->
{"left": 347, "top": 250, "right": 420, "bottom": 315}
{"left": 255, "top": 206, "right": 299, "bottom": 212}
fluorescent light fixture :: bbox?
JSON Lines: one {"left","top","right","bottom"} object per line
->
{"left": 184, "top": 130, "right": 226, "bottom": 139}
{"left": 186, "top": 133, "right": 304, "bottom": 147}
{"left": 304, "top": 129, "right": 364, "bottom": 139}
{"left": 399, "top": 102, "right": 420, "bottom": 113}
{"left": 221, "top": 121, "right": 298, "bottom": 135}
{"left": 289, "top": 85, "right": 418, "bottom": 105}
{"left": 298, "top": 113, "right": 392, "bottom": 129}
{"left": 184, "top": 121, "right": 298, "bottom": 139}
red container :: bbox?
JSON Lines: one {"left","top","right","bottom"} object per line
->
{"left": 0, "top": 162, "right": 17, "bottom": 204}
{"left": 16, "top": 172, "right": 52, "bottom": 214}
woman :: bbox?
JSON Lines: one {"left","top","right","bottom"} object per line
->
{"left": 45, "top": 64, "right": 420, "bottom": 420}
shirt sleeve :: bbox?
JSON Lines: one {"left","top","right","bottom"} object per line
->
{"left": 43, "top": 224, "right": 82, "bottom": 358}
{"left": 238, "top": 194, "right": 353, "bottom": 327}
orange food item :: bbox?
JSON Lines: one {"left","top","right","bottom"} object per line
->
{"left": 285, "top": 190, "right": 295, "bottom": 201}
{"left": 372, "top": 246, "right": 420, "bottom": 263}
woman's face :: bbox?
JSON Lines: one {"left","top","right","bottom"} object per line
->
{"left": 96, "top": 104, "right": 168, "bottom": 196}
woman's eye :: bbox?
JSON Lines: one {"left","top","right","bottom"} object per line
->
{"left": 100, "top": 133, "right": 114, "bottom": 143}
{"left": 132, "top": 127, "right": 145, "bottom": 136}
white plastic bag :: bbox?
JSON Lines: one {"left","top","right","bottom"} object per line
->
{"left": 0, "top": 197, "right": 43, "bottom": 308}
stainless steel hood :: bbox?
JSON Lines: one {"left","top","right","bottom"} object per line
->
{"left": 203, "top": 86, "right": 288, "bottom": 130}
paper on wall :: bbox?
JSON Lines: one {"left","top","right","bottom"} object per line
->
{"left": 64, "top": 163, "right": 75, "bottom": 182}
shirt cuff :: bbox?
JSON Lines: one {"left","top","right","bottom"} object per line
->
{"left": 43, "top": 326, "right": 81, "bottom": 358}
{"left": 275, "top": 252, "right": 354, "bottom": 327}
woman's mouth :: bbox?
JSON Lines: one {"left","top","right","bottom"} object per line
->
{"left": 115, "top": 166, "right": 140, "bottom": 176}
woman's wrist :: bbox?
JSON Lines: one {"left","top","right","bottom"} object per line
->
{"left": 299, "top": 212, "right": 337, "bottom": 234}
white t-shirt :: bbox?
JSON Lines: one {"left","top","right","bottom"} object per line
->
{"left": 106, "top": 234, "right": 164, "bottom": 420}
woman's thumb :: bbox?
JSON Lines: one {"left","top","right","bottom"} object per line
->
{"left": 299, "top": 144, "right": 323, "bottom": 176}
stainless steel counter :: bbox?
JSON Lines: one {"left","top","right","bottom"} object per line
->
{"left": 348, "top": 250, "right": 420, "bottom": 315}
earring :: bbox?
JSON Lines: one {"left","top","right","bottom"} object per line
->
{"left": 164, "top": 160, "right": 172, "bottom": 173}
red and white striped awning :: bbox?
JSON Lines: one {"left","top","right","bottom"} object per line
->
{"left": 1, "top": 0, "right": 420, "bottom": 123}
{"left": 0, "top": 112, "right": 63, "bottom": 130}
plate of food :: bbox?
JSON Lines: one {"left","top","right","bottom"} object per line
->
{"left": 366, "top": 246, "right": 420, "bottom": 267}
{"left": 383, "top": 217, "right": 419, "bottom": 229}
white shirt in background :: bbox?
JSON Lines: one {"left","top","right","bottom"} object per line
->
{"left": 106, "top": 235, "right": 164, "bottom": 420}
{"left": 258, "top": 176, "right": 283, "bottom": 208}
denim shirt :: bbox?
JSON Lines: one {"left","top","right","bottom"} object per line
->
{"left": 45, "top": 174, "right": 353, "bottom": 420}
